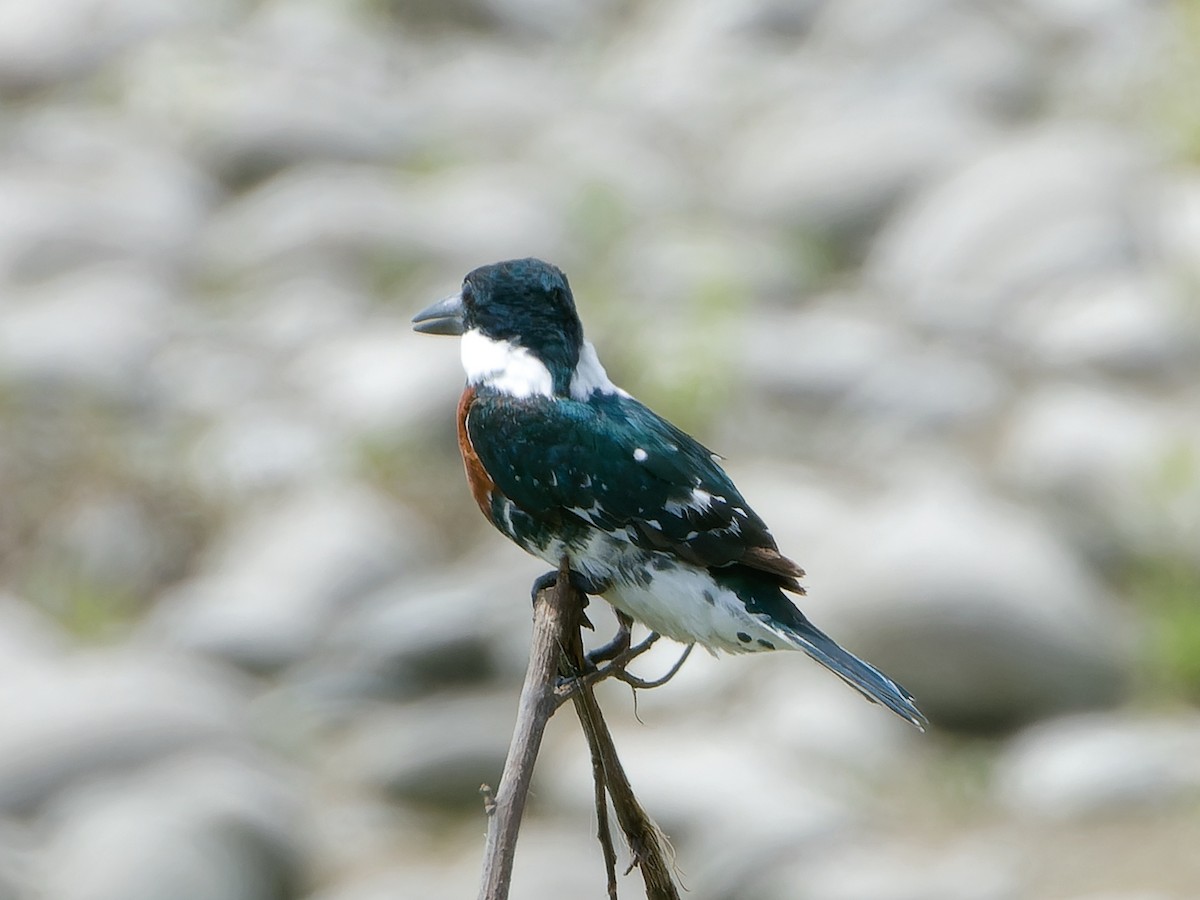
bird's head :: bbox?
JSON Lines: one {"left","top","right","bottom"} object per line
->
{"left": 414, "top": 258, "right": 614, "bottom": 400}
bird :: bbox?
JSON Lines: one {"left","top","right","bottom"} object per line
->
{"left": 412, "top": 258, "right": 925, "bottom": 728}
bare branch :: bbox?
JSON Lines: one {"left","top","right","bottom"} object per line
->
{"left": 478, "top": 561, "right": 682, "bottom": 900}
{"left": 587, "top": 731, "right": 620, "bottom": 900}
{"left": 478, "top": 556, "right": 574, "bottom": 900}
{"left": 558, "top": 599, "right": 681, "bottom": 900}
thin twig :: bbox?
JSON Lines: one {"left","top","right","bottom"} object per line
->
{"left": 588, "top": 712, "right": 620, "bottom": 900}
{"left": 477, "top": 556, "right": 574, "bottom": 900}
{"left": 478, "top": 561, "right": 682, "bottom": 900}
{"left": 558, "top": 596, "right": 681, "bottom": 900}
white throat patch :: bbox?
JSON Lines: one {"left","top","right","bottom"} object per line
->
{"left": 461, "top": 329, "right": 553, "bottom": 398}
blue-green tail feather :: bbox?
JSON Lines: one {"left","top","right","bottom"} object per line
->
{"left": 712, "top": 565, "right": 926, "bottom": 729}
{"left": 773, "top": 615, "right": 926, "bottom": 730}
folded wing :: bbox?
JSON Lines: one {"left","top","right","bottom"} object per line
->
{"left": 467, "top": 391, "right": 805, "bottom": 591}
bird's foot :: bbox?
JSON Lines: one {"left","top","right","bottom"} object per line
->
{"left": 529, "top": 569, "right": 609, "bottom": 604}
{"left": 554, "top": 632, "right": 694, "bottom": 707}
{"left": 586, "top": 610, "right": 633, "bottom": 667}
{"left": 530, "top": 568, "right": 610, "bottom": 631}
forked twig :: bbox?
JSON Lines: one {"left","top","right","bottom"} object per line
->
{"left": 478, "top": 559, "right": 682, "bottom": 900}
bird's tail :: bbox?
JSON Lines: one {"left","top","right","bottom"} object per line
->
{"left": 772, "top": 615, "right": 927, "bottom": 730}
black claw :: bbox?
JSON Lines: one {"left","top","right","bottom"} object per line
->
{"left": 530, "top": 569, "right": 609, "bottom": 605}
{"left": 530, "top": 570, "right": 560, "bottom": 604}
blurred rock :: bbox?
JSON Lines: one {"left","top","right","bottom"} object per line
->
{"left": 725, "top": 95, "right": 992, "bottom": 250}
{"left": 279, "top": 544, "right": 551, "bottom": 717}
{"left": 0, "top": 122, "right": 211, "bottom": 282}
{"left": 200, "top": 164, "right": 564, "bottom": 279}
{"left": 867, "top": 126, "right": 1147, "bottom": 335}
{"left": 994, "top": 713, "right": 1200, "bottom": 820}
{"left": 1156, "top": 174, "right": 1200, "bottom": 285}
{"left": 302, "top": 796, "right": 432, "bottom": 885}
{"left": 1007, "top": 274, "right": 1197, "bottom": 377}
{"left": 298, "top": 578, "right": 517, "bottom": 705}
{"left": 741, "top": 302, "right": 1008, "bottom": 455}
{"left": 329, "top": 692, "right": 514, "bottom": 809}
{"left": 186, "top": 404, "right": 347, "bottom": 495}
{"left": 467, "top": 0, "right": 625, "bottom": 39}
{"left": 997, "top": 383, "right": 1187, "bottom": 557}
{"left": 0, "top": 819, "right": 35, "bottom": 899}
{"left": 405, "top": 43, "right": 576, "bottom": 152}
{"left": 40, "top": 492, "right": 190, "bottom": 602}
{"left": 149, "top": 484, "right": 427, "bottom": 673}
{"left": 748, "top": 660, "right": 925, "bottom": 773}
{"left": 0, "top": 593, "right": 67, "bottom": 677}
{"left": 307, "top": 858, "right": 475, "bottom": 900}
{"left": 0, "top": 265, "right": 173, "bottom": 399}
{"left": 811, "top": 480, "right": 1132, "bottom": 731}
{"left": 0, "top": 651, "right": 248, "bottom": 815}
{"left": 841, "top": 340, "right": 1007, "bottom": 432}
{"left": 504, "top": 820, "right": 628, "bottom": 900}
{"left": 0, "top": 0, "right": 233, "bottom": 94}
{"left": 37, "top": 754, "right": 303, "bottom": 900}
{"left": 1030, "top": 0, "right": 1169, "bottom": 111}
{"left": 808, "top": 0, "right": 1042, "bottom": 115}
{"left": 119, "top": 6, "right": 414, "bottom": 187}
{"left": 287, "top": 324, "right": 463, "bottom": 436}
{"left": 750, "top": 834, "right": 1019, "bottom": 900}
{"left": 611, "top": 220, "right": 800, "bottom": 312}
{"left": 233, "top": 270, "right": 369, "bottom": 352}
{"left": 197, "top": 165, "right": 417, "bottom": 277}
{"left": 529, "top": 113, "right": 692, "bottom": 217}
{"left": 542, "top": 714, "right": 854, "bottom": 861}
{"left": 743, "top": 302, "right": 902, "bottom": 403}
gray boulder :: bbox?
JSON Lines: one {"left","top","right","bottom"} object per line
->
{"left": 994, "top": 712, "right": 1200, "bottom": 819}
{"left": 791, "top": 479, "right": 1133, "bottom": 731}
{"left": 36, "top": 754, "right": 303, "bottom": 900}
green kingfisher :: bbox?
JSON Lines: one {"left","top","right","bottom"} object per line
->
{"left": 413, "top": 258, "right": 925, "bottom": 728}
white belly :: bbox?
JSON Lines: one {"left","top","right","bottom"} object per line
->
{"left": 534, "top": 529, "right": 786, "bottom": 654}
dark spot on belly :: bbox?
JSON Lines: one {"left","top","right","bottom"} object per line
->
{"left": 702, "top": 591, "right": 716, "bottom": 606}
{"left": 651, "top": 556, "right": 677, "bottom": 572}
{"left": 736, "top": 631, "right": 751, "bottom": 644}
{"left": 756, "top": 639, "right": 775, "bottom": 650}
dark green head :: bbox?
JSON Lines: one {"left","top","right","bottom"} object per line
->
{"left": 413, "top": 258, "right": 586, "bottom": 394}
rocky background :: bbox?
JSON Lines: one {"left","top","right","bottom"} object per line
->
{"left": 2, "top": 0, "right": 1200, "bottom": 897}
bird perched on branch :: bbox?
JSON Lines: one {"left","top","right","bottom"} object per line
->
{"left": 413, "top": 258, "right": 925, "bottom": 728}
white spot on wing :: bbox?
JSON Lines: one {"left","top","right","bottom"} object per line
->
{"left": 665, "top": 487, "right": 725, "bottom": 518}
{"left": 461, "top": 329, "right": 553, "bottom": 398}
{"left": 633, "top": 448, "right": 648, "bottom": 462}
{"left": 568, "top": 502, "right": 604, "bottom": 525}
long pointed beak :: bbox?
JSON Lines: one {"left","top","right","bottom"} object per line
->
{"left": 412, "top": 292, "right": 465, "bottom": 336}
